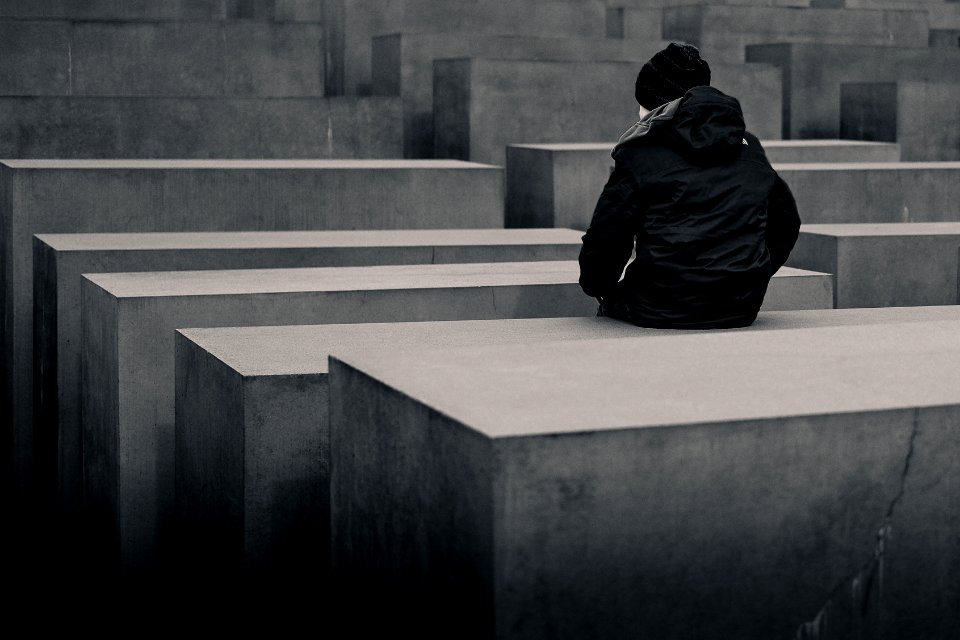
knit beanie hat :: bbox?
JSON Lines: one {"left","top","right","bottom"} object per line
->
{"left": 634, "top": 43, "right": 711, "bottom": 109}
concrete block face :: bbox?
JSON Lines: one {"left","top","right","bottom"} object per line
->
{"left": 63, "top": 21, "right": 325, "bottom": 97}
{"left": 789, "top": 223, "right": 960, "bottom": 307}
{"left": 324, "top": 0, "right": 607, "bottom": 96}
{"left": 371, "top": 34, "right": 669, "bottom": 158}
{"left": 0, "top": 0, "right": 228, "bottom": 19}
{"left": 840, "top": 82, "right": 898, "bottom": 142}
{"left": 897, "top": 80, "right": 960, "bottom": 161}
{"left": 0, "top": 96, "right": 400, "bottom": 158}
{"left": 0, "top": 21, "right": 70, "bottom": 95}
{"left": 776, "top": 163, "right": 960, "bottom": 224}
{"left": 329, "top": 321, "right": 960, "bottom": 637}
{"left": 929, "top": 28, "right": 960, "bottom": 47}
{"left": 82, "top": 261, "right": 828, "bottom": 569}
{"left": 434, "top": 58, "right": 780, "bottom": 165}
{"left": 762, "top": 140, "right": 901, "bottom": 163}
{"left": 665, "top": 5, "right": 929, "bottom": 63}
{"left": 34, "top": 229, "right": 580, "bottom": 515}
{"left": 746, "top": 43, "right": 959, "bottom": 139}
{"left": 2, "top": 160, "right": 499, "bottom": 500}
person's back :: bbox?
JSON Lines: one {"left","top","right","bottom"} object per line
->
{"left": 579, "top": 43, "right": 800, "bottom": 329}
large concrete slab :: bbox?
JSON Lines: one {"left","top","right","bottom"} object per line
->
{"left": 0, "top": 20, "right": 324, "bottom": 97}
{"left": 746, "top": 43, "right": 959, "bottom": 138}
{"left": 175, "top": 305, "right": 957, "bottom": 579}
{"left": 0, "top": 96, "right": 400, "bottom": 158}
{"left": 329, "top": 320, "right": 960, "bottom": 638}
{"left": 788, "top": 223, "right": 960, "bottom": 307}
{"left": 370, "top": 33, "right": 670, "bottom": 158}
{"left": 664, "top": 5, "right": 929, "bottom": 63}
{"left": 434, "top": 58, "right": 781, "bottom": 165}
{"left": 505, "top": 141, "right": 901, "bottom": 229}
{"left": 841, "top": 80, "right": 960, "bottom": 161}
{"left": 1, "top": 159, "right": 501, "bottom": 501}
{"left": 0, "top": 0, "right": 320, "bottom": 20}
{"left": 775, "top": 162, "right": 960, "bottom": 224}
{"left": 34, "top": 229, "right": 581, "bottom": 518}
{"left": 82, "top": 261, "right": 828, "bottom": 571}
{"left": 322, "top": 0, "right": 607, "bottom": 96}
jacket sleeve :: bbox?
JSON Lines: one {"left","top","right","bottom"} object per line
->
{"left": 578, "top": 161, "right": 643, "bottom": 299}
{"left": 765, "top": 173, "right": 801, "bottom": 273}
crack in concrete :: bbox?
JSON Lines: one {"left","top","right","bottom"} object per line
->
{"left": 793, "top": 408, "right": 920, "bottom": 640}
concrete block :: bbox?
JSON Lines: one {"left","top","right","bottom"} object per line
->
{"left": 929, "top": 28, "right": 960, "bottom": 48}
{"left": 0, "top": 96, "right": 399, "bottom": 159}
{"left": 1, "top": 159, "right": 500, "bottom": 499}
{"left": 323, "top": 0, "right": 607, "bottom": 96}
{"left": 434, "top": 58, "right": 781, "bottom": 165}
{"left": 34, "top": 229, "right": 581, "bottom": 517}
{"left": 370, "top": 33, "right": 669, "bottom": 158}
{"left": 175, "top": 305, "right": 954, "bottom": 579}
{"left": 81, "top": 261, "right": 829, "bottom": 570}
{"left": 505, "top": 141, "right": 901, "bottom": 229}
{"left": 329, "top": 320, "right": 960, "bottom": 637}
{"left": 775, "top": 162, "right": 960, "bottom": 224}
{"left": 788, "top": 223, "right": 960, "bottom": 307}
{"left": 0, "top": 20, "right": 70, "bottom": 95}
{"left": 896, "top": 80, "right": 960, "bottom": 161}
{"left": 604, "top": 7, "right": 663, "bottom": 41}
{"left": 840, "top": 82, "right": 898, "bottom": 142}
{"left": 746, "top": 43, "right": 959, "bottom": 138}
{"left": 67, "top": 21, "right": 324, "bottom": 97}
{"left": 665, "top": 5, "right": 929, "bottom": 63}
{"left": 0, "top": 0, "right": 228, "bottom": 19}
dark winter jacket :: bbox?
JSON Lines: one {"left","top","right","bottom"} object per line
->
{"left": 579, "top": 86, "right": 801, "bottom": 329}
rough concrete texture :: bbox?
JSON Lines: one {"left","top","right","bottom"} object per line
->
{"left": 175, "top": 306, "right": 957, "bottom": 579}
{"left": 746, "top": 43, "right": 959, "bottom": 139}
{"left": 370, "top": 33, "right": 670, "bottom": 158}
{"left": 839, "top": 82, "right": 898, "bottom": 143}
{"left": 433, "top": 58, "right": 781, "bottom": 165}
{"left": 81, "top": 260, "right": 829, "bottom": 570}
{"left": 322, "top": 0, "right": 607, "bottom": 96}
{"left": 0, "top": 0, "right": 321, "bottom": 20}
{"left": 0, "top": 20, "right": 324, "bottom": 97}
{"left": 1, "top": 159, "right": 502, "bottom": 501}
{"left": 329, "top": 320, "right": 960, "bottom": 638}
{"left": 788, "top": 223, "right": 960, "bottom": 307}
{"left": 897, "top": 80, "right": 960, "bottom": 161}
{"left": 775, "top": 162, "right": 960, "bottom": 224}
{"left": 0, "top": 96, "right": 401, "bottom": 158}
{"left": 929, "top": 28, "right": 960, "bottom": 47}
{"left": 505, "top": 141, "right": 901, "bottom": 229}
{"left": 33, "top": 229, "right": 581, "bottom": 517}
{"left": 664, "top": 5, "right": 929, "bottom": 63}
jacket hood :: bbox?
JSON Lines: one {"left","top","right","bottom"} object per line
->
{"left": 614, "top": 86, "right": 746, "bottom": 161}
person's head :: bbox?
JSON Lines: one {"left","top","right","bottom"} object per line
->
{"left": 634, "top": 43, "right": 711, "bottom": 111}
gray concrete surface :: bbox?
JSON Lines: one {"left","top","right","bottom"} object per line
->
{"left": 175, "top": 305, "right": 957, "bottom": 579}
{"left": 81, "top": 260, "right": 828, "bottom": 570}
{"left": 505, "top": 141, "right": 902, "bottom": 229}
{"left": 323, "top": 0, "right": 607, "bottom": 96}
{"left": 897, "top": 80, "right": 960, "bottom": 161}
{"left": 369, "top": 33, "right": 670, "bottom": 157}
{"left": 0, "top": 0, "right": 321, "bottom": 20}
{"left": 33, "top": 228, "right": 581, "bottom": 517}
{"left": 839, "top": 82, "right": 898, "bottom": 143}
{"left": 0, "top": 96, "right": 401, "bottom": 158}
{"left": 746, "top": 43, "right": 959, "bottom": 139}
{"left": 0, "top": 20, "right": 324, "bottom": 97}
{"left": 1, "top": 159, "right": 502, "bottom": 501}
{"left": 665, "top": 5, "right": 929, "bottom": 63}
{"left": 788, "top": 223, "right": 960, "bottom": 307}
{"left": 433, "top": 58, "right": 781, "bottom": 165}
{"left": 330, "top": 320, "right": 960, "bottom": 638}
{"left": 775, "top": 162, "right": 960, "bottom": 224}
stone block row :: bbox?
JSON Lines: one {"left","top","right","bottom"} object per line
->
{"left": 0, "top": 0, "right": 320, "bottom": 21}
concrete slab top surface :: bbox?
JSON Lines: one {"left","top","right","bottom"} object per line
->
{"left": 801, "top": 223, "right": 960, "bottom": 237}
{"left": 333, "top": 319, "right": 960, "bottom": 438}
{"left": 83, "top": 263, "right": 823, "bottom": 298}
{"left": 37, "top": 229, "right": 584, "bottom": 251}
{"left": 773, "top": 162, "right": 960, "bottom": 171}
{"left": 0, "top": 159, "right": 500, "bottom": 170}
{"left": 183, "top": 306, "right": 960, "bottom": 377}
{"left": 509, "top": 140, "right": 899, "bottom": 151}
